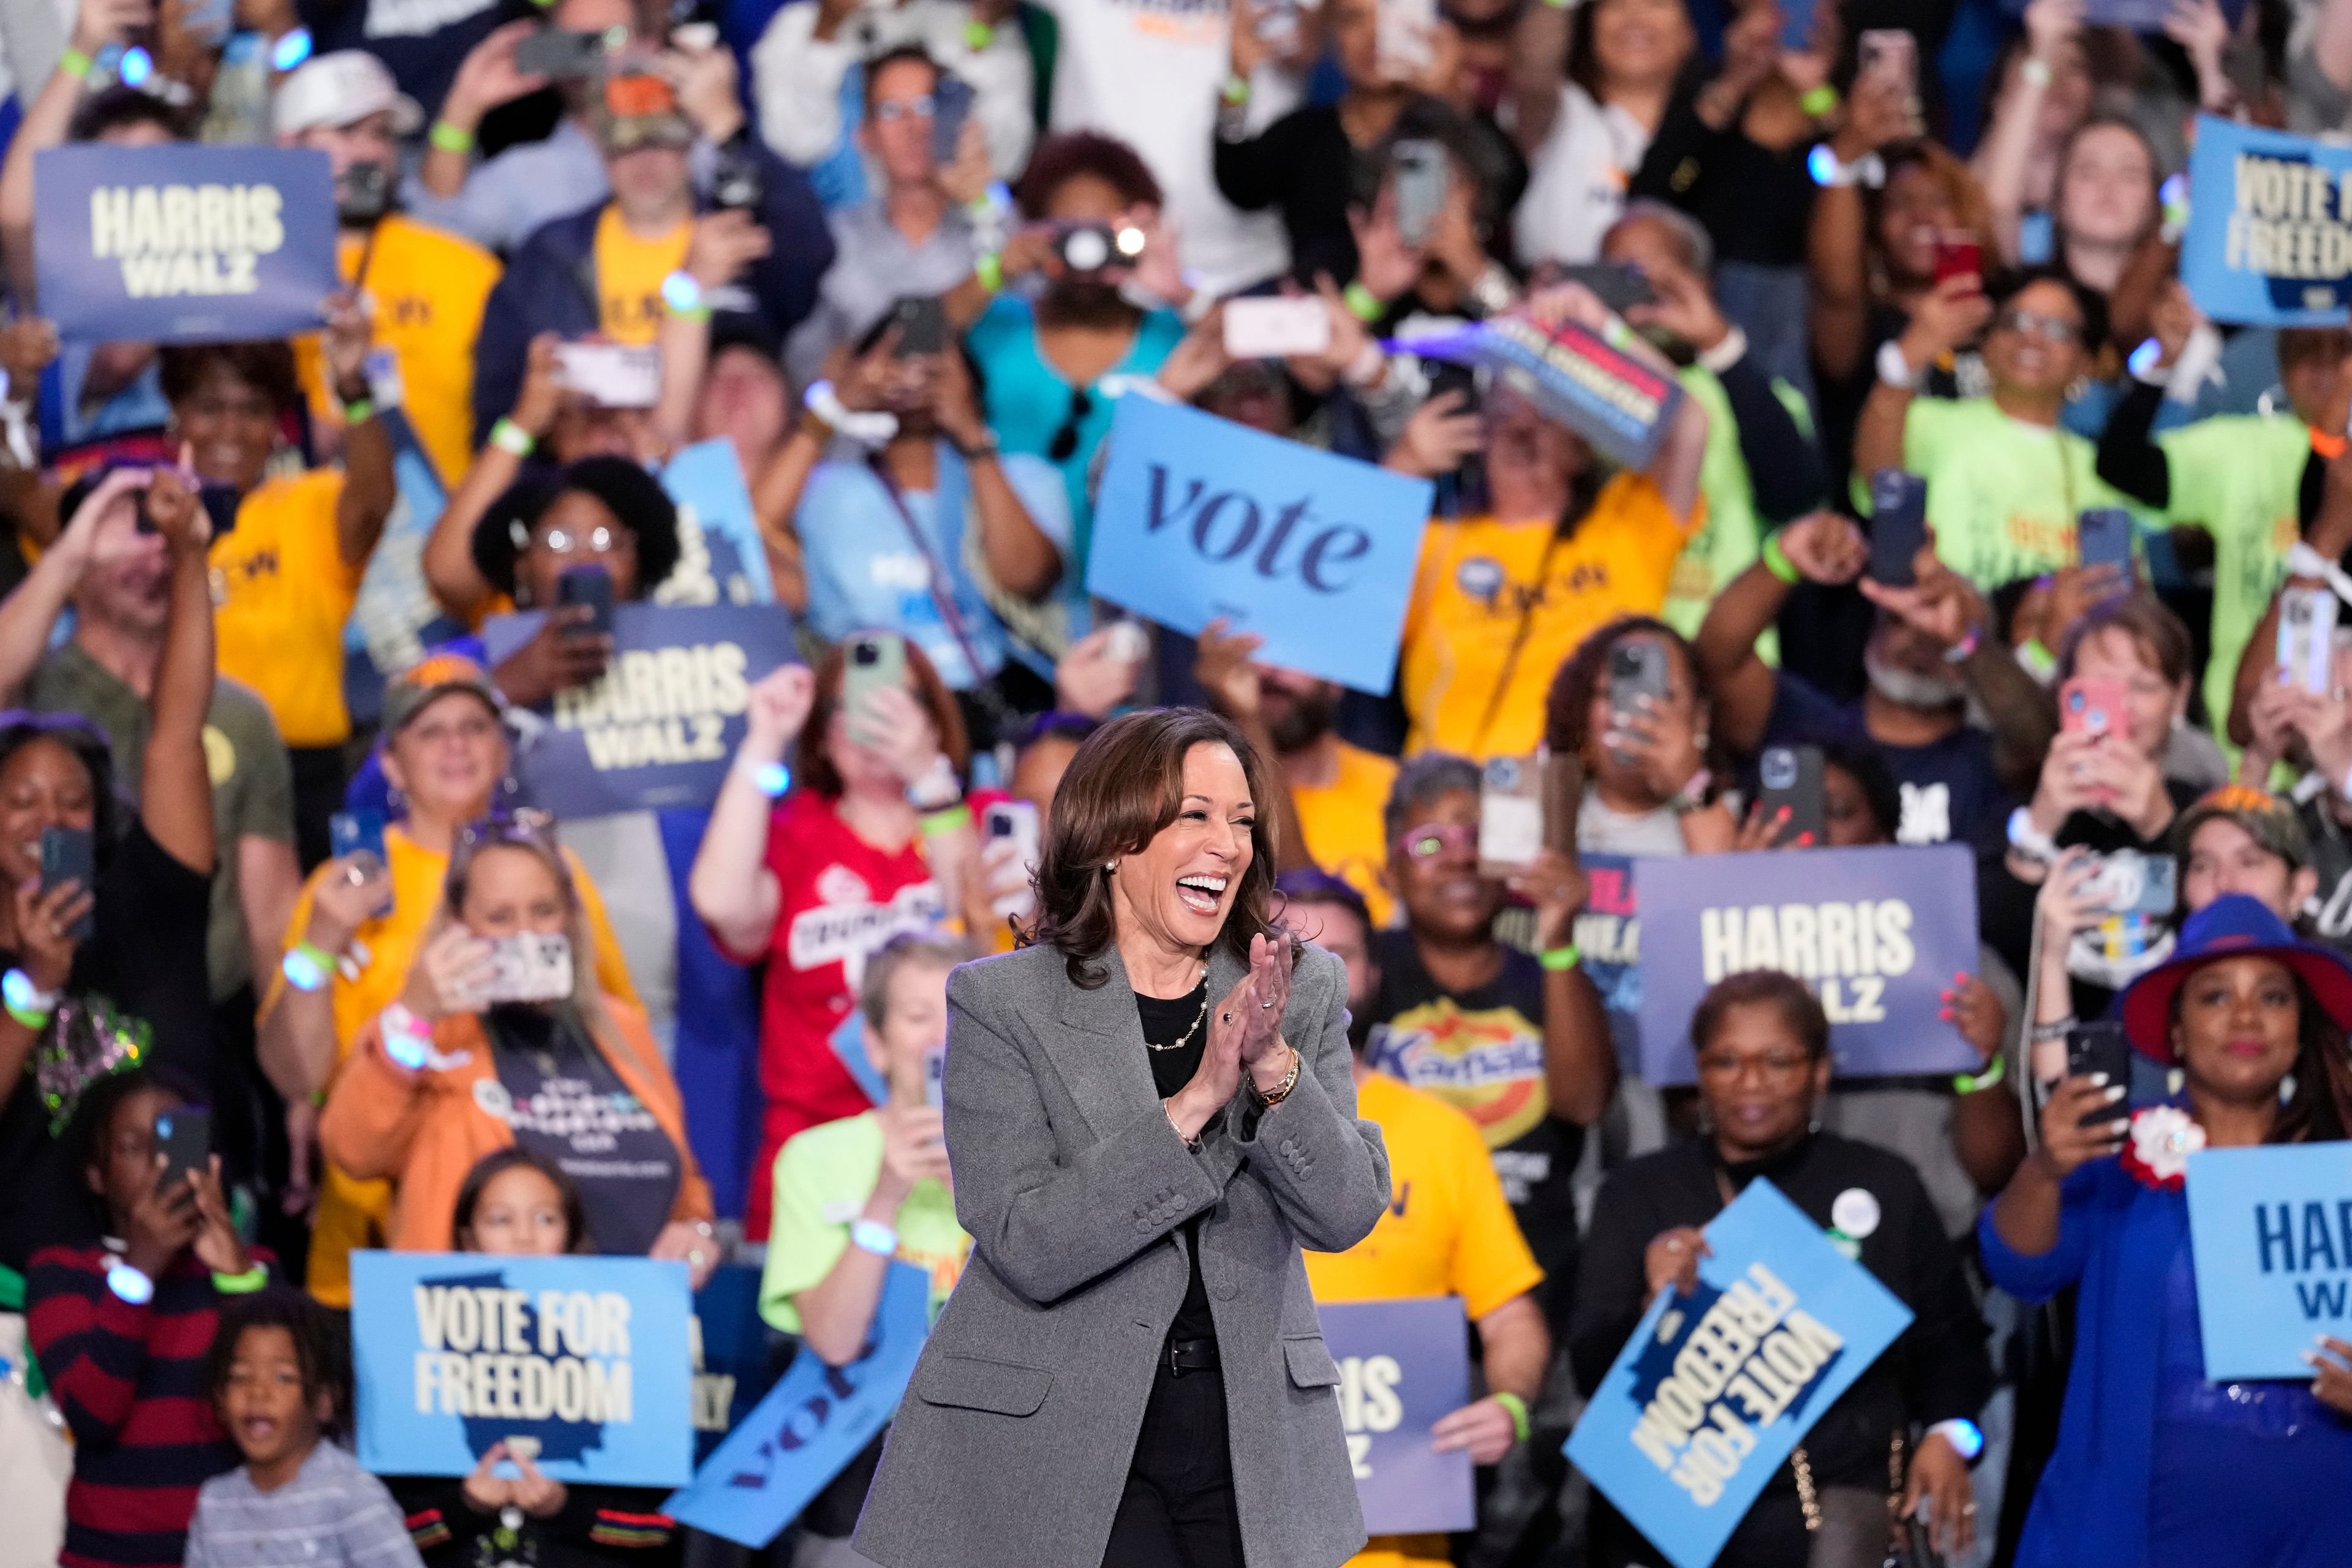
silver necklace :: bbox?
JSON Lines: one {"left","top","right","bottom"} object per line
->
{"left": 1145, "top": 967, "right": 1209, "bottom": 1052}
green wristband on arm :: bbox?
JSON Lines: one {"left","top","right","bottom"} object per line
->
{"left": 1492, "top": 1390, "right": 1531, "bottom": 1443}
{"left": 1761, "top": 530, "right": 1801, "bottom": 585}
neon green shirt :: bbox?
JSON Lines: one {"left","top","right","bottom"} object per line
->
{"left": 1856, "top": 398, "right": 2130, "bottom": 589}
{"left": 758, "top": 1110, "right": 968, "bottom": 1334}
{"left": 2155, "top": 413, "right": 2310, "bottom": 730}
{"left": 1661, "top": 363, "right": 1809, "bottom": 666}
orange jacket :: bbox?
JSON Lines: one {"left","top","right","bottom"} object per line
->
{"left": 318, "top": 1000, "right": 714, "bottom": 1254}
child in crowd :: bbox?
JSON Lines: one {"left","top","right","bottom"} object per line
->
{"left": 183, "top": 1291, "right": 420, "bottom": 1567}
{"left": 391, "top": 1148, "right": 681, "bottom": 1566}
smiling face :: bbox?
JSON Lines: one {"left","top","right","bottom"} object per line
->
{"left": 1695, "top": 1000, "right": 1831, "bottom": 1162}
{"left": 2172, "top": 954, "right": 2303, "bottom": 1107}
{"left": 516, "top": 491, "right": 639, "bottom": 609}
{"left": 1389, "top": 786, "right": 1503, "bottom": 942}
{"left": 1877, "top": 162, "right": 1961, "bottom": 288}
{"left": 0, "top": 736, "right": 99, "bottom": 891}
{"left": 382, "top": 691, "right": 508, "bottom": 827}
{"left": 2059, "top": 122, "right": 2156, "bottom": 251}
{"left": 220, "top": 1325, "right": 328, "bottom": 1479}
{"left": 1108, "top": 741, "right": 1257, "bottom": 960}
{"left": 461, "top": 1162, "right": 573, "bottom": 1256}
{"left": 1983, "top": 278, "right": 2088, "bottom": 401}
{"left": 173, "top": 360, "right": 280, "bottom": 494}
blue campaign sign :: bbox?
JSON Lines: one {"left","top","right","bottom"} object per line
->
{"left": 664, "top": 1262, "right": 932, "bottom": 1547}
{"left": 691, "top": 1264, "right": 787, "bottom": 1464}
{"left": 2185, "top": 1143, "right": 2352, "bottom": 1380}
{"left": 1634, "top": 844, "right": 1980, "bottom": 1085}
{"left": 483, "top": 602, "right": 799, "bottom": 818}
{"left": 1575, "top": 854, "right": 1643, "bottom": 1077}
{"left": 350, "top": 1251, "right": 695, "bottom": 1487}
{"left": 1317, "top": 1297, "right": 1476, "bottom": 1536}
{"left": 2179, "top": 115, "right": 2352, "bottom": 326}
{"left": 658, "top": 440, "right": 777, "bottom": 608}
{"left": 1086, "top": 398, "right": 1433, "bottom": 693}
{"left": 1566, "top": 1180, "right": 1913, "bottom": 1568}
{"left": 33, "top": 144, "right": 338, "bottom": 344}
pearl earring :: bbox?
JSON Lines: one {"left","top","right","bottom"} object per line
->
{"left": 1106, "top": 861, "right": 1118, "bottom": 872}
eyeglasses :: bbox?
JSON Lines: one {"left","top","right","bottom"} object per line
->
{"left": 539, "top": 524, "right": 627, "bottom": 557}
{"left": 1994, "top": 309, "right": 2080, "bottom": 344}
{"left": 872, "top": 94, "right": 936, "bottom": 123}
{"left": 1047, "top": 386, "right": 1095, "bottom": 462}
{"left": 1397, "top": 822, "right": 1478, "bottom": 862}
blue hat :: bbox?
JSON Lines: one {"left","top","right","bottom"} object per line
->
{"left": 2119, "top": 894, "right": 2352, "bottom": 1062}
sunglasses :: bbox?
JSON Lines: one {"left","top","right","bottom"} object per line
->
{"left": 1398, "top": 822, "right": 1478, "bottom": 862}
{"left": 1047, "top": 386, "right": 1094, "bottom": 462}
{"left": 1994, "top": 308, "right": 2080, "bottom": 345}
{"left": 458, "top": 808, "right": 557, "bottom": 851}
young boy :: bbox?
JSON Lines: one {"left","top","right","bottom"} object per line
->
{"left": 183, "top": 1290, "right": 421, "bottom": 1567}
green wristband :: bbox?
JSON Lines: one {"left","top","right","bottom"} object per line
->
{"left": 1343, "top": 281, "right": 1384, "bottom": 323}
{"left": 920, "top": 803, "right": 973, "bottom": 837}
{"left": 1800, "top": 85, "right": 1839, "bottom": 118}
{"left": 341, "top": 397, "right": 375, "bottom": 425}
{"left": 1539, "top": 944, "right": 1581, "bottom": 973}
{"left": 975, "top": 250, "right": 1005, "bottom": 294}
{"left": 428, "top": 119, "right": 474, "bottom": 154}
{"left": 1953, "top": 1054, "right": 2007, "bottom": 1096}
{"left": 1492, "top": 1390, "right": 1531, "bottom": 1444}
{"left": 211, "top": 1263, "right": 268, "bottom": 1295}
{"left": 59, "top": 47, "right": 93, "bottom": 80}
{"left": 1761, "top": 530, "right": 1801, "bottom": 585}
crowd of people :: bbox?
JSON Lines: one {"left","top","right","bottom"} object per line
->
{"left": 4, "top": 0, "right": 2352, "bottom": 1563}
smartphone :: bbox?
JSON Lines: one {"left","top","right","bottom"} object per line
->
{"left": 1477, "top": 756, "right": 1544, "bottom": 876}
{"left": 1867, "top": 470, "right": 1930, "bottom": 588}
{"left": 2079, "top": 849, "right": 2177, "bottom": 919}
{"left": 2058, "top": 675, "right": 2128, "bottom": 738}
{"left": 932, "top": 72, "right": 975, "bottom": 166}
{"left": 198, "top": 483, "right": 241, "bottom": 540}
{"left": 40, "top": 826, "right": 96, "bottom": 942}
{"left": 553, "top": 342, "right": 660, "bottom": 409}
{"left": 1427, "top": 359, "right": 1482, "bottom": 416}
{"left": 1857, "top": 28, "right": 1919, "bottom": 103}
{"left": 1555, "top": 262, "right": 1656, "bottom": 315}
{"left": 2076, "top": 507, "right": 2136, "bottom": 579}
{"left": 984, "top": 799, "right": 1041, "bottom": 870}
{"left": 711, "top": 142, "right": 766, "bottom": 214}
{"left": 2065, "top": 1020, "right": 2133, "bottom": 1116}
{"left": 1607, "top": 639, "right": 1670, "bottom": 736}
{"left": 922, "top": 1044, "right": 948, "bottom": 1110}
{"left": 475, "top": 933, "right": 576, "bottom": 1005}
{"left": 1374, "top": 0, "right": 1438, "bottom": 80}
{"left": 889, "top": 295, "right": 948, "bottom": 358}
{"left": 1392, "top": 138, "right": 1450, "bottom": 251}
{"left": 153, "top": 1106, "right": 210, "bottom": 1192}
{"left": 843, "top": 631, "right": 908, "bottom": 735}
{"left": 1756, "top": 745, "right": 1826, "bottom": 846}
{"left": 516, "top": 26, "right": 609, "bottom": 79}
{"left": 1104, "top": 620, "right": 1150, "bottom": 666}
{"left": 1223, "top": 296, "right": 1332, "bottom": 359}
{"left": 329, "top": 809, "right": 388, "bottom": 880}
{"left": 1931, "top": 236, "right": 1982, "bottom": 288}
{"left": 556, "top": 565, "right": 616, "bottom": 641}
{"left": 2277, "top": 584, "right": 2339, "bottom": 695}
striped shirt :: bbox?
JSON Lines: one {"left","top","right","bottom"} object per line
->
{"left": 27, "top": 1243, "right": 247, "bottom": 1568}
{"left": 183, "top": 1441, "right": 422, "bottom": 1568}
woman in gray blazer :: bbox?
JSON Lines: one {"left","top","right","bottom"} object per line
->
{"left": 853, "top": 706, "right": 1392, "bottom": 1568}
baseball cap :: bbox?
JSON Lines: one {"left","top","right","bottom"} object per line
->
{"left": 2171, "top": 784, "right": 2312, "bottom": 874}
{"left": 273, "top": 51, "right": 424, "bottom": 139}
{"left": 594, "top": 69, "right": 693, "bottom": 154}
{"left": 382, "top": 652, "right": 502, "bottom": 737}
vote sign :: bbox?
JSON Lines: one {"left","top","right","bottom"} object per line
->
{"left": 1566, "top": 1180, "right": 1913, "bottom": 1568}
{"left": 483, "top": 603, "right": 798, "bottom": 818}
{"left": 1315, "top": 1296, "right": 1476, "bottom": 1536}
{"left": 2185, "top": 1142, "right": 2352, "bottom": 1379}
{"left": 2180, "top": 115, "right": 2352, "bottom": 326}
{"left": 1634, "top": 844, "right": 1980, "bottom": 1084}
{"left": 1086, "top": 398, "right": 1433, "bottom": 693}
{"left": 34, "top": 144, "right": 338, "bottom": 343}
{"left": 350, "top": 1251, "right": 695, "bottom": 1486}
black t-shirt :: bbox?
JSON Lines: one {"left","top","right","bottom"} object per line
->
{"left": 0, "top": 821, "right": 212, "bottom": 1272}
{"left": 481, "top": 1007, "right": 683, "bottom": 1258}
{"left": 1762, "top": 672, "right": 2017, "bottom": 855}
{"left": 1366, "top": 930, "right": 1583, "bottom": 1327}
{"left": 1137, "top": 980, "right": 1218, "bottom": 1346}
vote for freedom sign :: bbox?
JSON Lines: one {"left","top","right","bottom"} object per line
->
{"left": 34, "top": 144, "right": 339, "bottom": 344}
{"left": 351, "top": 1251, "right": 695, "bottom": 1486}
{"left": 1566, "top": 1180, "right": 1912, "bottom": 1568}
{"left": 1635, "top": 843, "right": 1980, "bottom": 1084}
{"left": 2180, "top": 115, "right": 2352, "bottom": 326}
{"left": 2185, "top": 1142, "right": 2352, "bottom": 1380}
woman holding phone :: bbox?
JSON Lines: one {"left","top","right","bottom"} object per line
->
{"left": 692, "top": 641, "right": 991, "bottom": 1238}
{"left": 1983, "top": 894, "right": 2352, "bottom": 1567}
{"left": 318, "top": 815, "right": 716, "bottom": 1284}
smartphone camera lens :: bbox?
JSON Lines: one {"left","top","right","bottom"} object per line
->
{"left": 852, "top": 643, "right": 879, "bottom": 667}
{"left": 1761, "top": 751, "right": 1796, "bottom": 790}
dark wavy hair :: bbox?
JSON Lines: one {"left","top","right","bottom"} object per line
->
{"left": 207, "top": 1288, "right": 352, "bottom": 1439}
{"left": 1026, "top": 708, "right": 1288, "bottom": 987}
{"left": 1011, "top": 130, "right": 1163, "bottom": 220}
{"left": 1543, "top": 616, "right": 1717, "bottom": 768}
{"left": 0, "top": 712, "right": 123, "bottom": 862}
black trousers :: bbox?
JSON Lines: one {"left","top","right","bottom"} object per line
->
{"left": 1101, "top": 1358, "right": 1246, "bottom": 1568}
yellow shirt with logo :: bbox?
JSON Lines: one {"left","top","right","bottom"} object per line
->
{"left": 1306, "top": 1072, "right": 1545, "bottom": 1568}
{"left": 265, "top": 824, "right": 643, "bottom": 1306}
{"left": 594, "top": 207, "right": 693, "bottom": 345}
{"left": 1295, "top": 740, "right": 1400, "bottom": 928}
{"left": 210, "top": 469, "right": 364, "bottom": 748}
{"left": 1399, "top": 475, "right": 1695, "bottom": 760}
{"left": 295, "top": 216, "right": 500, "bottom": 486}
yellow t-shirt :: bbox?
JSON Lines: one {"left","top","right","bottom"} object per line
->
{"left": 1306, "top": 1072, "right": 1546, "bottom": 1568}
{"left": 1399, "top": 475, "right": 1695, "bottom": 760}
{"left": 210, "top": 469, "right": 364, "bottom": 748}
{"left": 268, "top": 824, "right": 644, "bottom": 1306}
{"left": 594, "top": 207, "right": 693, "bottom": 345}
{"left": 1295, "top": 740, "right": 1400, "bottom": 929}
{"left": 295, "top": 216, "right": 501, "bottom": 487}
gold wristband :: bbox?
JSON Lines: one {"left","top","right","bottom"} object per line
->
{"left": 1254, "top": 1044, "right": 1302, "bottom": 1107}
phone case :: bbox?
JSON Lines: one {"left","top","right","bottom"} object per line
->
{"left": 2278, "top": 586, "right": 2339, "bottom": 695}
{"left": 1868, "top": 470, "right": 1929, "bottom": 587}
{"left": 1756, "top": 745, "right": 1826, "bottom": 845}
{"left": 1478, "top": 756, "right": 1545, "bottom": 876}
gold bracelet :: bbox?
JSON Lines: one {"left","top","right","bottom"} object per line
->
{"left": 1254, "top": 1044, "right": 1302, "bottom": 1107}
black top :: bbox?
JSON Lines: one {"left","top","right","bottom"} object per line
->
{"left": 1213, "top": 105, "right": 1360, "bottom": 287}
{"left": 1629, "top": 86, "right": 1816, "bottom": 270}
{"left": 1137, "top": 979, "right": 1218, "bottom": 1346}
{"left": 1570, "top": 1132, "right": 1992, "bottom": 1516}
{"left": 0, "top": 820, "right": 212, "bottom": 1273}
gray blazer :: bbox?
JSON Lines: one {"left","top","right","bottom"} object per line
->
{"left": 852, "top": 938, "right": 1393, "bottom": 1568}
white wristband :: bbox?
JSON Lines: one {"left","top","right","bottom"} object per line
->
{"left": 1875, "top": 337, "right": 1918, "bottom": 391}
{"left": 1696, "top": 324, "right": 1749, "bottom": 376}
{"left": 851, "top": 1218, "right": 899, "bottom": 1257}
{"left": 804, "top": 380, "right": 899, "bottom": 448}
